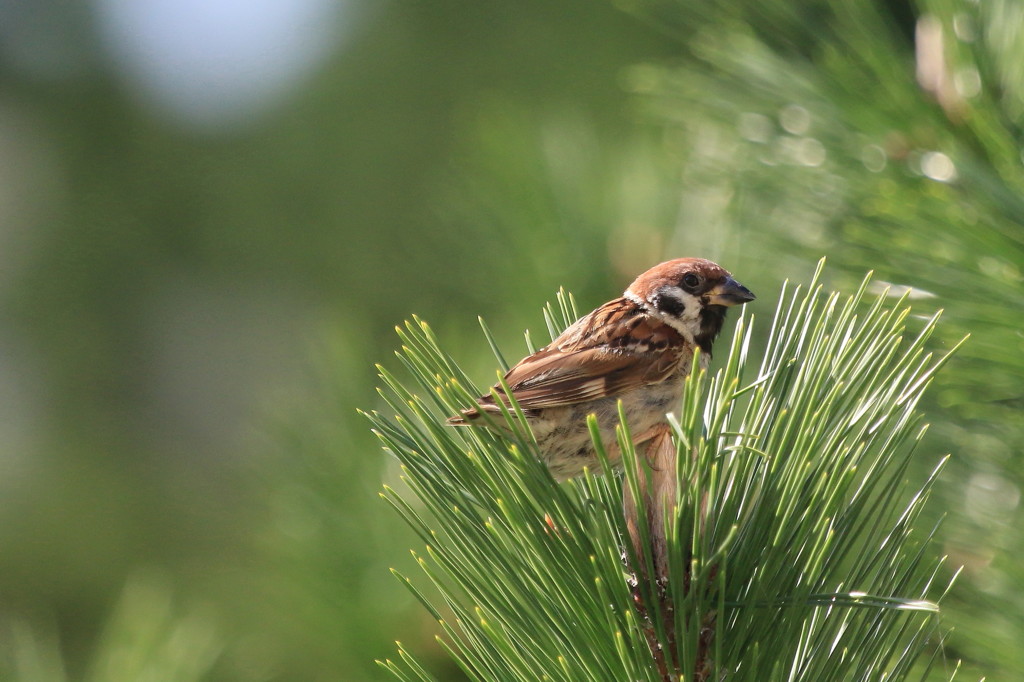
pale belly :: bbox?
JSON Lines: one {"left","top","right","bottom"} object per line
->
{"left": 528, "top": 378, "right": 685, "bottom": 480}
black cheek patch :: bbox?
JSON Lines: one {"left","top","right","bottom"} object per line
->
{"left": 652, "top": 292, "right": 686, "bottom": 317}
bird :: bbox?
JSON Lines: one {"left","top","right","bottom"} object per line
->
{"left": 448, "top": 258, "right": 755, "bottom": 480}
{"left": 449, "top": 257, "right": 754, "bottom": 678}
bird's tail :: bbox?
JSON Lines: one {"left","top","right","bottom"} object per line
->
{"left": 445, "top": 408, "right": 481, "bottom": 426}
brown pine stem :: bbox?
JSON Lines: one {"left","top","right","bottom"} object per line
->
{"left": 624, "top": 425, "right": 718, "bottom": 681}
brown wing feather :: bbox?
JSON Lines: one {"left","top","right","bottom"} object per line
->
{"left": 455, "top": 299, "right": 688, "bottom": 419}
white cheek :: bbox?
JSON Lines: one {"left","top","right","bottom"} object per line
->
{"left": 650, "top": 286, "right": 703, "bottom": 340}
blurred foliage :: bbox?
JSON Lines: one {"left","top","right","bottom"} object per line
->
{"left": 1, "top": 575, "right": 219, "bottom": 682}
{"left": 0, "top": 0, "right": 1021, "bottom": 680}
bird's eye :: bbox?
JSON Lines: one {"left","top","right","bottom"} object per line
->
{"left": 682, "top": 273, "right": 701, "bottom": 289}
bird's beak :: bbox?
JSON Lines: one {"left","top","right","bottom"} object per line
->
{"left": 707, "top": 277, "right": 756, "bottom": 307}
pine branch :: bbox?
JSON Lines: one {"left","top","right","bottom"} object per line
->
{"left": 366, "top": 261, "right": 963, "bottom": 681}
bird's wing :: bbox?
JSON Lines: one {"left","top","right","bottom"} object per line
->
{"left": 466, "top": 299, "right": 688, "bottom": 414}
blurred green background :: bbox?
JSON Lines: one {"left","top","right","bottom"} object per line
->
{"left": 0, "top": 0, "right": 1020, "bottom": 680}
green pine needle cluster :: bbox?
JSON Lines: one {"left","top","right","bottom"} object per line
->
{"left": 365, "top": 261, "right": 964, "bottom": 681}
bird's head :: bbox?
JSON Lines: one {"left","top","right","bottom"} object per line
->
{"left": 625, "top": 258, "right": 755, "bottom": 354}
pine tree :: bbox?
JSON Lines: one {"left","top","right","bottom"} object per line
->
{"left": 368, "top": 261, "right": 964, "bottom": 681}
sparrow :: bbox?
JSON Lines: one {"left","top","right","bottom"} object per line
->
{"left": 449, "top": 258, "right": 755, "bottom": 480}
